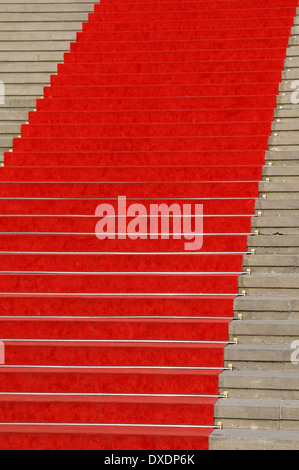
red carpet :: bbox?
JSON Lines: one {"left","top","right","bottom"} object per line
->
{"left": 1, "top": 0, "right": 296, "bottom": 450}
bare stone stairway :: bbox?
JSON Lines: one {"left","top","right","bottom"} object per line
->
{"left": 0, "top": 0, "right": 97, "bottom": 162}
{"left": 210, "top": 12, "right": 299, "bottom": 450}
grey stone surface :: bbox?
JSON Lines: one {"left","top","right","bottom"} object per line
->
{"left": 213, "top": 28, "right": 299, "bottom": 449}
{"left": 0, "top": 0, "right": 96, "bottom": 162}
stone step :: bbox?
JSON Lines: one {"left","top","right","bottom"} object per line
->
{"left": 215, "top": 398, "right": 299, "bottom": 431}
{"left": 282, "top": 69, "right": 299, "bottom": 80}
{"left": 239, "top": 273, "right": 299, "bottom": 296}
{"left": 210, "top": 428, "right": 299, "bottom": 450}
{"left": 270, "top": 135, "right": 299, "bottom": 145}
{"left": 0, "top": 110, "right": 28, "bottom": 121}
{"left": 214, "top": 398, "right": 299, "bottom": 431}
{"left": 0, "top": 51, "right": 64, "bottom": 61}
{"left": 3, "top": 85, "right": 45, "bottom": 96}
{"left": 273, "top": 122, "right": 299, "bottom": 131}
{"left": 0, "top": 73, "right": 51, "bottom": 84}
{"left": 284, "top": 58, "right": 299, "bottom": 69}
{"left": 0, "top": 4, "right": 95, "bottom": 13}
{"left": 0, "top": 98, "right": 38, "bottom": 108}
{"left": 234, "top": 296, "right": 299, "bottom": 321}
{"left": 0, "top": 13, "right": 89, "bottom": 22}
{"left": 251, "top": 217, "right": 299, "bottom": 235}
{"left": 263, "top": 167, "right": 299, "bottom": 183}
{"left": 286, "top": 46, "right": 299, "bottom": 57}
{"left": 0, "top": 138, "right": 13, "bottom": 148}
{"left": 258, "top": 185, "right": 299, "bottom": 200}
{"left": 224, "top": 344, "right": 297, "bottom": 370}
{"left": 0, "top": 0, "right": 95, "bottom": 3}
{"left": 0, "top": 22, "right": 85, "bottom": 32}
{"left": 0, "top": 41, "right": 71, "bottom": 52}
{"left": 0, "top": 32, "right": 76, "bottom": 41}
{"left": 243, "top": 254, "right": 299, "bottom": 274}
{"left": 247, "top": 235, "right": 299, "bottom": 254}
{"left": 228, "top": 321, "right": 299, "bottom": 347}
{"left": 256, "top": 199, "right": 299, "bottom": 212}
{"left": 219, "top": 370, "right": 299, "bottom": 399}
{"left": 274, "top": 109, "right": 299, "bottom": 119}
{"left": 0, "top": 63, "right": 58, "bottom": 73}
{"left": 0, "top": 124, "right": 23, "bottom": 135}
{"left": 266, "top": 149, "right": 299, "bottom": 164}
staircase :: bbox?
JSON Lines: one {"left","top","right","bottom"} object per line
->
{"left": 0, "top": 0, "right": 298, "bottom": 450}
{"left": 0, "top": 0, "right": 96, "bottom": 162}
{"left": 210, "top": 8, "right": 299, "bottom": 450}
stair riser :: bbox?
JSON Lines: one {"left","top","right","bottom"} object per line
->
{"left": 0, "top": 296, "right": 235, "bottom": 318}
{"left": 0, "top": 199, "right": 257, "bottom": 216}
{"left": 0, "top": 167, "right": 264, "bottom": 182}
{"left": 30, "top": 108, "right": 275, "bottom": 124}
{"left": 58, "top": 61, "right": 285, "bottom": 74}
{"left": 4, "top": 151, "right": 266, "bottom": 167}
{"left": 82, "top": 19, "right": 294, "bottom": 33}
{"left": 2, "top": 343, "right": 226, "bottom": 367}
{"left": 12, "top": 137, "right": 270, "bottom": 152}
{"left": 0, "top": 369, "right": 221, "bottom": 394}
{"left": 94, "top": 0, "right": 298, "bottom": 13}
{"left": 77, "top": 27, "right": 293, "bottom": 42}
{"left": 0, "top": 428, "right": 210, "bottom": 451}
{"left": 0, "top": 216, "right": 253, "bottom": 234}
{"left": 0, "top": 182, "right": 260, "bottom": 198}
{"left": 88, "top": 9, "right": 297, "bottom": 22}
{"left": 63, "top": 49, "right": 286, "bottom": 63}
{"left": 0, "top": 399, "right": 216, "bottom": 425}
{"left": 21, "top": 122, "right": 273, "bottom": 138}
{"left": 0, "top": 234, "right": 249, "bottom": 253}
{"left": 0, "top": 319, "right": 231, "bottom": 341}
{"left": 0, "top": 253, "right": 245, "bottom": 273}
{"left": 219, "top": 389, "right": 299, "bottom": 400}
{"left": 0, "top": 274, "right": 240, "bottom": 294}
{"left": 70, "top": 39, "right": 290, "bottom": 53}
{"left": 37, "top": 94, "right": 278, "bottom": 110}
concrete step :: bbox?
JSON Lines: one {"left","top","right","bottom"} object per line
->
{"left": 0, "top": 51, "right": 64, "bottom": 61}
{"left": 0, "top": 98, "right": 38, "bottom": 108}
{"left": 0, "top": 110, "right": 28, "bottom": 121}
{"left": 0, "top": 1, "right": 93, "bottom": 159}
{"left": 234, "top": 296, "right": 299, "bottom": 321}
{"left": 258, "top": 182, "right": 299, "bottom": 199}
{"left": 0, "top": 73, "right": 52, "bottom": 84}
{"left": 0, "top": 4, "right": 95, "bottom": 13}
{"left": 0, "top": 22, "right": 86, "bottom": 32}
{"left": 0, "top": 0, "right": 95, "bottom": 3}
{"left": 263, "top": 166, "right": 299, "bottom": 182}
{"left": 0, "top": 63, "right": 58, "bottom": 73}
{"left": 256, "top": 199, "right": 299, "bottom": 215}
{"left": 3, "top": 85, "right": 45, "bottom": 96}
{"left": 270, "top": 135, "right": 299, "bottom": 145}
{"left": 266, "top": 150, "right": 299, "bottom": 165}
{"left": 248, "top": 235, "right": 299, "bottom": 254}
{"left": 239, "top": 273, "right": 299, "bottom": 296}
{"left": 224, "top": 344, "right": 298, "bottom": 370}
{"left": 210, "top": 428, "right": 299, "bottom": 449}
{"left": 228, "top": 320, "right": 299, "bottom": 346}
{"left": 0, "top": 124, "right": 23, "bottom": 135}
{"left": 219, "top": 370, "right": 299, "bottom": 399}
{"left": 251, "top": 217, "right": 299, "bottom": 235}
{"left": 0, "top": 13, "right": 89, "bottom": 22}
{"left": 0, "top": 41, "right": 71, "bottom": 52}
{"left": 243, "top": 254, "right": 299, "bottom": 274}
{"left": 0, "top": 32, "right": 77, "bottom": 41}
{"left": 273, "top": 122, "right": 299, "bottom": 131}
{"left": 214, "top": 398, "right": 299, "bottom": 431}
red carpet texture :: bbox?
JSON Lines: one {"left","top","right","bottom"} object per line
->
{"left": 0, "top": 0, "right": 297, "bottom": 450}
